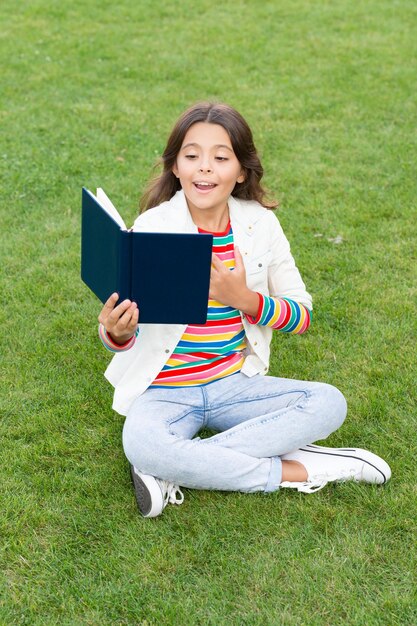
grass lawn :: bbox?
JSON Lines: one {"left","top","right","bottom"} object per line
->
{"left": 1, "top": 0, "right": 416, "bottom": 624}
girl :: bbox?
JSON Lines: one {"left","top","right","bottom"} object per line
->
{"left": 97, "top": 102, "right": 391, "bottom": 518}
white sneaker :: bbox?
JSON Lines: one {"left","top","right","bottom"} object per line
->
{"left": 280, "top": 444, "right": 391, "bottom": 494}
{"left": 130, "top": 465, "right": 184, "bottom": 517}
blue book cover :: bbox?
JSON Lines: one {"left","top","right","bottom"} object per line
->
{"left": 81, "top": 188, "right": 213, "bottom": 324}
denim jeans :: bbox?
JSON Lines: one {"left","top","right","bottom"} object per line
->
{"left": 122, "top": 373, "right": 347, "bottom": 493}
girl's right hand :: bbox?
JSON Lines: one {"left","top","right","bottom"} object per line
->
{"left": 98, "top": 292, "right": 139, "bottom": 345}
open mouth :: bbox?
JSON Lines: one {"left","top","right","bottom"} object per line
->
{"left": 193, "top": 182, "right": 217, "bottom": 192}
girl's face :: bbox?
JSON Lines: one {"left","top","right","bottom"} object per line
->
{"left": 172, "top": 122, "right": 245, "bottom": 219}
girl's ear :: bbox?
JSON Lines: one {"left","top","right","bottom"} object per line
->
{"left": 236, "top": 171, "right": 245, "bottom": 184}
{"left": 172, "top": 163, "right": 179, "bottom": 178}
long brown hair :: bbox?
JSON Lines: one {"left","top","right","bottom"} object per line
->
{"left": 140, "top": 102, "right": 277, "bottom": 211}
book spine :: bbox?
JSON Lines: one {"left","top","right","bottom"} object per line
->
{"left": 118, "top": 230, "right": 132, "bottom": 302}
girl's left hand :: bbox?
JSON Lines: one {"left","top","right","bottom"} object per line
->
{"left": 209, "top": 246, "right": 259, "bottom": 316}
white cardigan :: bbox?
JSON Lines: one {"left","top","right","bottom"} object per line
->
{"left": 104, "top": 190, "right": 312, "bottom": 415}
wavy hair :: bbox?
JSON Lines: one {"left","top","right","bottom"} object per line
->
{"left": 140, "top": 102, "right": 277, "bottom": 211}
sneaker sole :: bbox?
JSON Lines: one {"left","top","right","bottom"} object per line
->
{"left": 130, "top": 465, "right": 164, "bottom": 518}
{"left": 301, "top": 444, "right": 391, "bottom": 484}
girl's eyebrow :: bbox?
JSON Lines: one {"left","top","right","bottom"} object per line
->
{"left": 181, "top": 142, "right": 233, "bottom": 152}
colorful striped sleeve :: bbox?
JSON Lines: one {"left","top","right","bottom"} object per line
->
{"left": 245, "top": 293, "right": 312, "bottom": 334}
{"left": 98, "top": 323, "right": 139, "bottom": 352}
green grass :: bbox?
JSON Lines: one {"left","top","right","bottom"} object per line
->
{"left": 1, "top": 0, "right": 416, "bottom": 624}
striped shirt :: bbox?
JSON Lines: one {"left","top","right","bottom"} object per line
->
{"left": 98, "top": 222, "right": 312, "bottom": 387}
{"left": 246, "top": 293, "right": 311, "bottom": 333}
{"left": 151, "top": 222, "right": 246, "bottom": 387}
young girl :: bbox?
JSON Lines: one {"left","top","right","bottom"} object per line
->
{"left": 97, "top": 102, "right": 391, "bottom": 518}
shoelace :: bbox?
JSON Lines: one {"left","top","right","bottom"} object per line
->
{"left": 281, "top": 467, "right": 362, "bottom": 494}
{"left": 159, "top": 480, "right": 184, "bottom": 506}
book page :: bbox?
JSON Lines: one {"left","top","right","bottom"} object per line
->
{"left": 95, "top": 188, "right": 127, "bottom": 230}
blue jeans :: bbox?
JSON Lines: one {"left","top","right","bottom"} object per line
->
{"left": 122, "top": 373, "right": 347, "bottom": 493}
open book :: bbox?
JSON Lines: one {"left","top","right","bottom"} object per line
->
{"left": 81, "top": 188, "right": 213, "bottom": 324}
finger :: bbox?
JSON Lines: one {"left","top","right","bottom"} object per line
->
{"left": 211, "top": 254, "right": 224, "bottom": 272}
{"left": 113, "top": 302, "right": 138, "bottom": 329}
{"left": 109, "top": 299, "right": 134, "bottom": 322}
{"left": 104, "top": 302, "right": 133, "bottom": 330}
{"left": 131, "top": 306, "right": 139, "bottom": 325}
{"left": 126, "top": 305, "right": 139, "bottom": 328}
{"left": 234, "top": 245, "right": 243, "bottom": 268}
{"left": 103, "top": 292, "right": 119, "bottom": 312}
{"left": 208, "top": 284, "right": 217, "bottom": 299}
{"left": 208, "top": 272, "right": 217, "bottom": 297}
{"left": 116, "top": 308, "right": 138, "bottom": 331}
{"left": 98, "top": 292, "right": 119, "bottom": 322}
{"left": 210, "top": 268, "right": 221, "bottom": 286}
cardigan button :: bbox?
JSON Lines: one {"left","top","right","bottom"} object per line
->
{"left": 258, "top": 263, "right": 262, "bottom": 267}
{"left": 165, "top": 349, "right": 170, "bottom": 353}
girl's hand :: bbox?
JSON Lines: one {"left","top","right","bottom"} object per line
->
{"left": 98, "top": 292, "right": 139, "bottom": 344}
{"left": 209, "top": 246, "right": 259, "bottom": 316}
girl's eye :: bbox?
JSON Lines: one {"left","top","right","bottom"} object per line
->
{"left": 185, "top": 154, "right": 198, "bottom": 160}
{"left": 215, "top": 157, "right": 228, "bottom": 161}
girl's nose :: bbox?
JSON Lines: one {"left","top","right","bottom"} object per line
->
{"left": 199, "top": 165, "right": 212, "bottom": 173}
